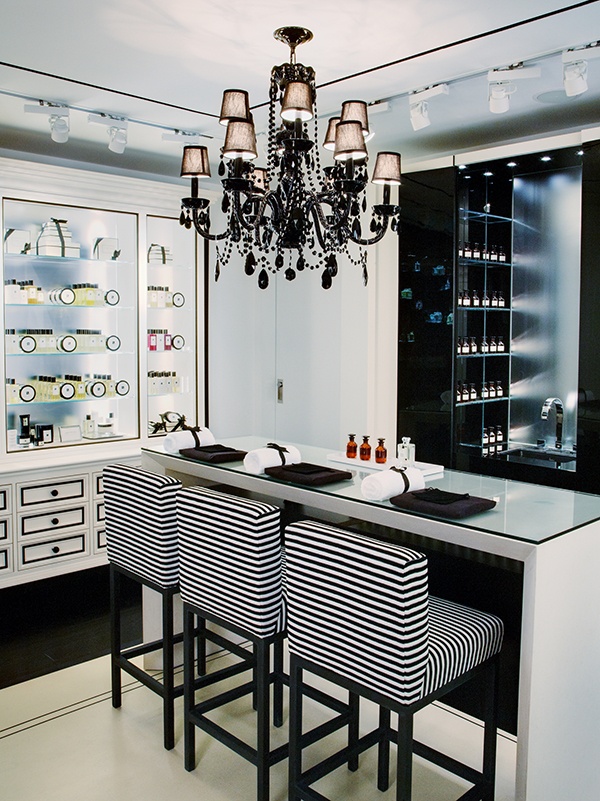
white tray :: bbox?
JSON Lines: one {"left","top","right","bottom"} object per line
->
{"left": 327, "top": 452, "right": 444, "bottom": 476}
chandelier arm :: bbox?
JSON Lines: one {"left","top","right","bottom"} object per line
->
{"left": 308, "top": 202, "right": 330, "bottom": 251}
{"left": 254, "top": 190, "right": 283, "bottom": 229}
{"left": 351, "top": 216, "right": 392, "bottom": 247}
{"left": 191, "top": 207, "right": 230, "bottom": 241}
{"left": 232, "top": 191, "right": 259, "bottom": 233}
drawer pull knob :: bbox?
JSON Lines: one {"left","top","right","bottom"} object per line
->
{"left": 51, "top": 489, "right": 59, "bottom": 497}
{"left": 51, "top": 518, "right": 59, "bottom": 525}
{"left": 51, "top": 546, "right": 60, "bottom": 554}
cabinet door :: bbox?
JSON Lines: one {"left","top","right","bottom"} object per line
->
{"left": 3, "top": 199, "right": 139, "bottom": 452}
{"left": 145, "top": 215, "right": 198, "bottom": 437}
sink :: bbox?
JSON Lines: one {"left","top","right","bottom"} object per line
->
{"left": 501, "top": 446, "right": 577, "bottom": 467}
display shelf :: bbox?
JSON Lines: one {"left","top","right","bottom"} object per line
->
{"left": 3, "top": 198, "right": 139, "bottom": 452}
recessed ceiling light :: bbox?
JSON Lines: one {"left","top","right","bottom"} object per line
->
{"left": 540, "top": 156, "right": 552, "bottom": 162}
{"left": 534, "top": 90, "right": 580, "bottom": 105}
{"left": 506, "top": 161, "right": 517, "bottom": 168}
{"left": 483, "top": 171, "right": 493, "bottom": 177}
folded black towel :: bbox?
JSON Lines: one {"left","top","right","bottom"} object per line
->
{"left": 389, "top": 487, "right": 496, "bottom": 519}
{"left": 179, "top": 445, "right": 247, "bottom": 463}
{"left": 265, "top": 462, "right": 353, "bottom": 486}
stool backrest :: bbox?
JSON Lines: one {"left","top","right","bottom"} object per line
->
{"left": 285, "top": 520, "right": 430, "bottom": 705}
{"left": 178, "top": 487, "right": 284, "bottom": 637}
{"left": 104, "top": 463, "right": 181, "bottom": 588}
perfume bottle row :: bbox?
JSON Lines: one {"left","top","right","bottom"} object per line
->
{"left": 457, "top": 336, "right": 506, "bottom": 355}
{"left": 346, "top": 434, "right": 388, "bottom": 463}
{"left": 147, "top": 286, "right": 185, "bottom": 309}
{"left": 4, "top": 279, "right": 120, "bottom": 306}
{"left": 147, "top": 330, "right": 185, "bottom": 351}
{"left": 482, "top": 426, "right": 505, "bottom": 457}
{"left": 458, "top": 243, "right": 507, "bottom": 261}
{"left": 6, "top": 373, "right": 131, "bottom": 404}
{"left": 457, "top": 289, "right": 506, "bottom": 307}
{"left": 147, "top": 371, "right": 188, "bottom": 395}
{"left": 5, "top": 328, "right": 121, "bottom": 354}
{"left": 456, "top": 380, "right": 505, "bottom": 403}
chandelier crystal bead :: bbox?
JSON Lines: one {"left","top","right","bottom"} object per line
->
{"left": 179, "top": 26, "right": 400, "bottom": 289}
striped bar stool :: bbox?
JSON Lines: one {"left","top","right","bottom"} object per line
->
{"left": 285, "top": 520, "right": 504, "bottom": 801}
{"left": 178, "top": 486, "right": 354, "bottom": 801}
{"left": 103, "top": 463, "right": 182, "bottom": 750}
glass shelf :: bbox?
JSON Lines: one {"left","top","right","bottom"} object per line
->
{"left": 456, "top": 397, "right": 508, "bottom": 407}
{"left": 456, "top": 353, "right": 509, "bottom": 359}
{"left": 4, "top": 253, "right": 133, "bottom": 268}
{"left": 456, "top": 306, "right": 510, "bottom": 312}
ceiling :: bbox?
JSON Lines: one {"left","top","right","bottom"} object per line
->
{"left": 0, "top": 0, "right": 599, "bottom": 184}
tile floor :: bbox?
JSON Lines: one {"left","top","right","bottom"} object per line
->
{"left": 0, "top": 650, "right": 517, "bottom": 801}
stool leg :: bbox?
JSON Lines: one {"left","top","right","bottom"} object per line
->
{"left": 482, "top": 656, "right": 500, "bottom": 801}
{"left": 273, "top": 636, "right": 284, "bottom": 728}
{"left": 377, "top": 705, "right": 391, "bottom": 790}
{"left": 348, "top": 691, "right": 360, "bottom": 772}
{"left": 196, "top": 616, "right": 207, "bottom": 677}
{"left": 184, "top": 607, "right": 197, "bottom": 771}
{"left": 396, "top": 711, "right": 414, "bottom": 801}
{"left": 162, "top": 590, "right": 176, "bottom": 750}
{"left": 288, "top": 655, "right": 303, "bottom": 801}
{"left": 256, "top": 639, "right": 270, "bottom": 801}
{"left": 109, "top": 565, "right": 122, "bottom": 709}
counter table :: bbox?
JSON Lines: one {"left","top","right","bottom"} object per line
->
{"left": 141, "top": 437, "right": 600, "bottom": 801}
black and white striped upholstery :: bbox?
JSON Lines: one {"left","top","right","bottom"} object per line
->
{"left": 104, "top": 463, "right": 180, "bottom": 588}
{"left": 178, "top": 486, "right": 284, "bottom": 637}
{"left": 284, "top": 520, "right": 503, "bottom": 705}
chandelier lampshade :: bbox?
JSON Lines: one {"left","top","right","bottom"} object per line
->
{"left": 179, "top": 26, "right": 401, "bottom": 289}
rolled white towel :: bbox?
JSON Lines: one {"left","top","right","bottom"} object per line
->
{"left": 163, "top": 427, "right": 216, "bottom": 454}
{"left": 361, "top": 466, "right": 425, "bottom": 501}
{"left": 244, "top": 443, "right": 302, "bottom": 475}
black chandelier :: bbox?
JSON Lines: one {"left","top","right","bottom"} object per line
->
{"left": 179, "top": 26, "right": 401, "bottom": 289}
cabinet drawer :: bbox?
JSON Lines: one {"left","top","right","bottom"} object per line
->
{"left": 18, "top": 477, "right": 87, "bottom": 508}
{"left": 0, "top": 548, "right": 11, "bottom": 572}
{"left": 0, "top": 517, "right": 11, "bottom": 542}
{"left": 0, "top": 485, "right": 11, "bottom": 514}
{"left": 94, "top": 500, "right": 105, "bottom": 524}
{"left": 95, "top": 527, "right": 106, "bottom": 552}
{"left": 19, "top": 505, "right": 87, "bottom": 538}
{"left": 93, "top": 472, "right": 104, "bottom": 498}
{"left": 19, "top": 533, "right": 87, "bottom": 568}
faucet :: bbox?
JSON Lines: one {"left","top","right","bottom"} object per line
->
{"left": 541, "top": 397, "right": 564, "bottom": 450}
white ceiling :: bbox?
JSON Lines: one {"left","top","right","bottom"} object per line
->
{"left": 0, "top": 0, "right": 599, "bottom": 181}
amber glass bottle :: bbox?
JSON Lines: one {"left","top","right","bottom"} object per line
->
{"left": 359, "top": 435, "right": 371, "bottom": 461}
{"left": 346, "top": 434, "right": 357, "bottom": 459}
{"left": 375, "top": 438, "right": 387, "bottom": 464}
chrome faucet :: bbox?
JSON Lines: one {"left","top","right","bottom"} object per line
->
{"left": 541, "top": 397, "right": 564, "bottom": 450}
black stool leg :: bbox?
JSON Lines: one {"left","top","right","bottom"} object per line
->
{"left": 256, "top": 639, "right": 271, "bottom": 801}
{"left": 288, "top": 655, "right": 303, "bottom": 801}
{"left": 396, "top": 711, "right": 414, "bottom": 801}
{"left": 162, "top": 589, "right": 176, "bottom": 750}
{"left": 348, "top": 691, "right": 360, "bottom": 771}
{"left": 377, "top": 705, "right": 391, "bottom": 790}
{"left": 196, "top": 616, "right": 207, "bottom": 677}
{"left": 109, "top": 565, "right": 122, "bottom": 709}
{"left": 482, "top": 656, "right": 500, "bottom": 801}
{"left": 183, "top": 607, "right": 197, "bottom": 771}
{"left": 273, "top": 636, "right": 284, "bottom": 728}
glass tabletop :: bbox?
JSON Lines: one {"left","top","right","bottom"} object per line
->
{"left": 143, "top": 436, "right": 600, "bottom": 545}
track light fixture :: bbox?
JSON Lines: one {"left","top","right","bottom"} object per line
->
{"left": 408, "top": 84, "right": 448, "bottom": 131}
{"left": 488, "top": 82, "right": 516, "bottom": 114}
{"left": 88, "top": 113, "right": 128, "bottom": 154}
{"left": 24, "top": 101, "right": 70, "bottom": 143}
{"left": 563, "top": 61, "right": 588, "bottom": 96}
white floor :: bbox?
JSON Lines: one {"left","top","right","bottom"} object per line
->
{"left": 0, "top": 652, "right": 517, "bottom": 801}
